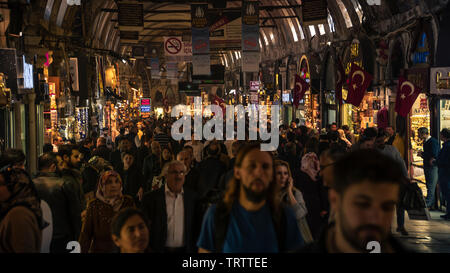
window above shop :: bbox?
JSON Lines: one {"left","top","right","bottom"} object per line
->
{"left": 295, "top": 18, "right": 305, "bottom": 40}
{"left": 318, "top": 24, "right": 326, "bottom": 35}
{"left": 309, "top": 25, "right": 316, "bottom": 37}
{"left": 336, "top": 0, "right": 353, "bottom": 28}
{"left": 290, "top": 20, "right": 299, "bottom": 42}
{"left": 56, "top": 0, "right": 68, "bottom": 27}
{"left": 262, "top": 31, "right": 269, "bottom": 46}
{"left": 327, "top": 11, "right": 336, "bottom": 32}
{"left": 350, "top": 0, "right": 364, "bottom": 24}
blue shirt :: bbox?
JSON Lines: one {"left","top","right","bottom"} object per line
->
{"left": 197, "top": 202, "right": 304, "bottom": 253}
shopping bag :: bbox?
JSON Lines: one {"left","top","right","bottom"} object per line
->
{"left": 400, "top": 182, "right": 431, "bottom": 220}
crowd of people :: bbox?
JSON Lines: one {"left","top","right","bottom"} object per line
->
{"left": 1, "top": 114, "right": 450, "bottom": 253}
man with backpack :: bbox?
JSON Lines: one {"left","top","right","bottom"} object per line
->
{"left": 196, "top": 143, "right": 304, "bottom": 253}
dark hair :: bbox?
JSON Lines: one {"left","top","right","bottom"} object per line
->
{"left": 418, "top": 127, "right": 428, "bottom": 136}
{"left": 305, "top": 137, "right": 319, "bottom": 155}
{"left": 97, "top": 137, "right": 107, "bottom": 145}
{"left": 441, "top": 128, "right": 450, "bottom": 140}
{"left": 38, "top": 152, "right": 58, "bottom": 171}
{"left": 327, "top": 131, "right": 340, "bottom": 142}
{"left": 43, "top": 143, "right": 54, "bottom": 153}
{"left": 84, "top": 138, "right": 93, "bottom": 146}
{"left": 342, "top": 125, "right": 349, "bottom": 131}
{"left": 284, "top": 142, "right": 297, "bottom": 155}
{"left": 111, "top": 208, "right": 149, "bottom": 238}
{"left": 321, "top": 143, "right": 347, "bottom": 162}
{"left": 58, "top": 144, "right": 78, "bottom": 159}
{"left": 0, "top": 149, "right": 26, "bottom": 168}
{"left": 363, "top": 127, "right": 378, "bottom": 138}
{"left": 377, "top": 129, "right": 388, "bottom": 139}
{"left": 333, "top": 149, "right": 404, "bottom": 195}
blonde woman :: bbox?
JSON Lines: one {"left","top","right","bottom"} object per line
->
{"left": 338, "top": 129, "right": 352, "bottom": 148}
{"left": 274, "top": 160, "right": 314, "bottom": 244}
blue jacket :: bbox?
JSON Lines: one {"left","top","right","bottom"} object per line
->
{"left": 437, "top": 141, "right": 450, "bottom": 183}
{"left": 422, "top": 137, "right": 439, "bottom": 168}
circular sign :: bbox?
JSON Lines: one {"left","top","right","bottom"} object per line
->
{"left": 165, "top": 38, "right": 182, "bottom": 55}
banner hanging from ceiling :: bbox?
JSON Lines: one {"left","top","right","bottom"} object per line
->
{"left": 191, "top": 4, "right": 211, "bottom": 75}
{"left": 242, "top": 1, "right": 260, "bottom": 73}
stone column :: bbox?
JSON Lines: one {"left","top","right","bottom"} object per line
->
{"left": 24, "top": 93, "right": 37, "bottom": 174}
{"left": 13, "top": 101, "right": 22, "bottom": 150}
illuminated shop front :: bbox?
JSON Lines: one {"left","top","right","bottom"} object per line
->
{"left": 298, "top": 55, "right": 319, "bottom": 129}
{"left": 341, "top": 38, "right": 378, "bottom": 134}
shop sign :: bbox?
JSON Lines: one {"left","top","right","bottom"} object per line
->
{"left": 430, "top": 67, "right": 450, "bottom": 95}
{"left": 411, "top": 33, "right": 430, "bottom": 65}
{"left": 345, "top": 40, "right": 363, "bottom": 76}
{"left": 405, "top": 67, "right": 429, "bottom": 93}
{"left": 249, "top": 81, "right": 260, "bottom": 90}
{"left": 69, "top": 57, "right": 79, "bottom": 92}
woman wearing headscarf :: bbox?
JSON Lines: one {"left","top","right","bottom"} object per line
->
{"left": 293, "top": 152, "right": 329, "bottom": 240}
{"left": 0, "top": 165, "right": 46, "bottom": 252}
{"left": 79, "top": 171, "right": 135, "bottom": 253}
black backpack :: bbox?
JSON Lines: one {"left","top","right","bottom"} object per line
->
{"left": 213, "top": 201, "right": 287, "bottom": 253}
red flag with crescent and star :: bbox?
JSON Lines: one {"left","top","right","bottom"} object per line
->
{"left": 293, "top": 74, "right": 310, "bottom": 108}
{"left": 395, "top": 77, "right": 421, "bottom": 117}
{"left": 212, "top": 95, "right": 226, "bottom": 117}
{"left": 335, "top": 58, "right": 345, "bottom": 105}
{"left": 346, "top": 63, "right": 373, "bottom": 107}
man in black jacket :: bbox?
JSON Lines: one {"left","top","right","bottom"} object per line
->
{"left": 197, "top": 142, "right": 227, "bottom": 200}
{"left": 142, "top": 141, "right": 162, "bottom": 192}
{"left": 176, "top": 149, "right": 199, "bottom": 192}
{"left": 141, "top": 160, "right": 201, "bottom": 253}
{"left": 118, "top": 150, "right": 144, "bottom": 204}
{"left": 33, "top": 153, "right": 82, "bottom": 253}
{"left": 57, "top": 144, "right": 86, "bottom": 214}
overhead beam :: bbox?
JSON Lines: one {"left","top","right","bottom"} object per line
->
{"left": 111, "top": 19, "right": 191, "bottom": 23}
{"left": 101, "top": 5, "right": 302, "bottom": 13}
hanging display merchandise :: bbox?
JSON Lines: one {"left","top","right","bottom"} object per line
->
{"left": 298, "top": 55, "right": 319, "bottom": 128}
{"left": 75, "top": 107, "right": 89, "bottom": 141}
{"left": 59, "top": 117, "right": 76, "bottom": 141}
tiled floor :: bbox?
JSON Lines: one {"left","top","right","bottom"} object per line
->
{"left": 392, "top": 210, "right": 450, "bottom": 253}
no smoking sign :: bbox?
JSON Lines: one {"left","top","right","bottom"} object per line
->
{"left": 165, "top": 37, "right": 182, "bottom": 55}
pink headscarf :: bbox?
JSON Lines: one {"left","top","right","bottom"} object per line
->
{"left": 301, "top": 152, "right": 320, "bottom": 181}
{"left": 96, "top": 170, "right": 124, "bottom": 212}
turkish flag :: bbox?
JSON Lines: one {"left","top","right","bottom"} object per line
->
{"left": 293, "top": 74, "right": 310, "bottom": 108}
{"left": 335, "top": 59, "right": 346, "bottom": 105}
{"left": 395, "top": 77, "right": 421, "bottom": 117}
{"left": 212, "top": 95, "right": 226, "bottom": 117}
{"left": 346, "top": 63, "right": 373, "bottom": 107}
